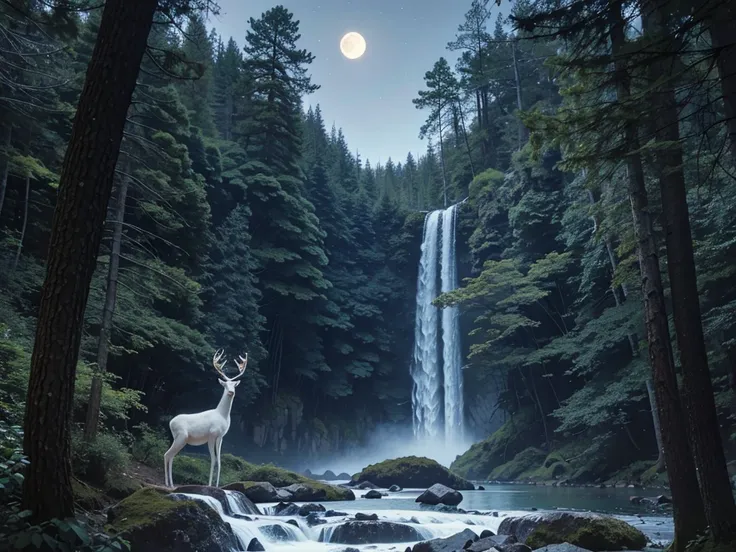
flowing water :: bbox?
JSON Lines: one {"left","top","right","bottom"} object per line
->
{"left": 181, "top": 485, "right": 673, "bottom": 552}
{"left": 411, "top": 210, "right": 442, "bottom": 439}
{"left": 440, "top": 203, "right": 463, "bottom": 442}
{"left": 412, "top": 204, "right": 465, "bottom": 443}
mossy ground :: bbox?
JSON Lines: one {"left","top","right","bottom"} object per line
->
{"left": 107, "top": 488, "right": 198, "bottom": 534}
{"left": 171, "top": 453, "right": 353, "bottom": 500}
{"left": 684, "top": 534, "right": 736, "bottom": 552}
{"left": 525, "top": 517, "right": 647, "bottom": 551}
{"left": 353, "top": 456, "right": 473, "bottom": 490}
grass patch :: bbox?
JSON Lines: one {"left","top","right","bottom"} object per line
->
{"left": 451, "top": 408, "right": 539, "bottom": 480}
{"left": 490, "top": 447, "right": 546, "bottom": 481}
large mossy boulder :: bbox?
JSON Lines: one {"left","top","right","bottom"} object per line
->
{"left": 322, "top": 521, "right": 424, "bottom": 544}
{"left": 451, "top": 408, "right": 539, "bottom": 480}
{"left": 223, "top": 481, "right": 291, "bottom": 503}
{"left": 352, "top": 456, "right": 473, "bottom": 490}
{"left": 498, "top": 512, "right": 647, "bottom": 551}
{"left": 107, "top": 487, "right": 239, "bottom": 552}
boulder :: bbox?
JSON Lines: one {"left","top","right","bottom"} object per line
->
{"left": 107, "top": 488, "right": 239, "bottom": 552}
{"left": 353, "top": 456, "right": 474, "bottom": 490}
{"left": 467, "top": 535, "right": 521, "bottom": 552}
{"left": 497, "top": 512, "right": 647, "bottom": 551}
{"left": 223, "top": 481, "right": 290, "bottom": 504}
{"left": 259, "top": 524, "right": 291, "bottom": 541}
{"left": 247, "top": 538, "right": 265, "bottom": 551}
{"left": 273, "top": 501, "right": 301, "bottom": 516}
{"left": 479, "top": 530, "right": 496, "bottom": 539}
{"left": 415, "top": 483, "right": 463, "bottom": 506}
{"left": 280, "top": 482, "right": 355, "bottom": 501}
{"left": 411, "top": 528, "right": 479, "bottom": 552}
{"left": 389, "top": 485, "right": 403, "bottom": 492}
{"left": 358, "top": 481, "right": 380, "bottom": 490}
{"left": 355, "top": 513, "right": 379, "bottom": 521}
{"left": 306, "top": 512, "right": 327, "bottom": 526}
{"left": 533, "top": 544, "right": 592, "bottom": 552}
{"left": 325, "top": 510, "right": 348, "bottom": 517}
{"left": 286, "top": 519, "right": 299, "bottom": 527}
{"left": 477, "top": 485, "right": 486, "bottom": 490}
{"left": 364, "top": 490, "right": 383, "bottom": 499}
{"left": 299, "top": 503, "right": 326, "bottom": 516}
{"left": 321, "top": 521, "right": 424, "bottom": 544}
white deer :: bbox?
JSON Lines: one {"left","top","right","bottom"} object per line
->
{"left": 163, "top": 350, "right": 248, "bottom": 488}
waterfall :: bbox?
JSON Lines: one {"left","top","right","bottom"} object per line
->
{"left": 411, "top": 210, "right": 442, "bottom": 439}
{"left": 440, "top": 204, "right": 464, "bottom": 441}
{"left": 411, "top": 204, "right": 464, "bottom": 443}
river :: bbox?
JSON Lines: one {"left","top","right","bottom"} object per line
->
{"left": 189, "top": 483, "right": 674, "bottom": 551}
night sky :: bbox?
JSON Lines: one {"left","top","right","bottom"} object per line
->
{"left": 209, "top": 0, "right": 511, "bottom": 166}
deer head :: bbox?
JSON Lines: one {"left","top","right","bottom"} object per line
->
{"left": 212, "top": 350, "right": 248, "bottom": 397}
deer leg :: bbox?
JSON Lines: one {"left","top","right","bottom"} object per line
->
{"left": 207, "top": 438, "right": 216, "bottom": 487}
{"left": 164, "top": 435, "right": 187, "bottom": 488}
{"left": 215, "top": 437, "right": 223, "bottom": 487}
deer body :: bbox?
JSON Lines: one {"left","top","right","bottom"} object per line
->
{"left": 164, "top": 351, "right": 247, "bottom": 488}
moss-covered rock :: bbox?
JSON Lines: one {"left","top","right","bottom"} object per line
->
{"left": 451, "top": 408, "right": 540, "bottom": 480}
{"left": 353, "top": 456, "right": 473, "bottom": 490}
{"left": 498, "top": 512, "right": 647, "bottom": 551}
{"left": 490, "top": 448, "right": 547, "bottom": 481}
{"left": 107, "top": 487, "right": 239, "bottom": 552}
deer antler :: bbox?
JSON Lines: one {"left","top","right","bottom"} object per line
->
{"left": 212, "top": 349, "right": 229, "bottom": 380}
{"left": 232, "top": 353, "right": 248, "bottom": 380}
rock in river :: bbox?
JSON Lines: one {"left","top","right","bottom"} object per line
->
{"left": 364, "top": 489, "right": 383, "bottom": 499}
{"left": 223, "top": 481, "right": 290, "bottom": 503}
{"left": 352, "top": 456, "right": 474, "bottom": 490}
{"left": 498, "top": 511, "right": 647, "bottom": 551}
{"left": 415, "top": 483, "right": 463, "bottom": 506}
{"left": 412, "top": 528, "right": 478, "bottom": 552}
{"left": 107, "top": 488, "right": 239, "bottom": 552}
{"left": 321, "top": 521, "right": 424, "bottom": 544}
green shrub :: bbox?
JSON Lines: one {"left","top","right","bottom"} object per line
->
{"left": 72, "top": 431, "right": 131, "bottom": 487}
{"left": 171, "top": 455, "right": 211, "bottom": 485}
{"left": 131, "top": 423, "right": 169, "bottom": 467}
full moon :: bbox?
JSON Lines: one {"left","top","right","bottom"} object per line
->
{"left": 340, "top": 32, "right": 366, "bottom": 60}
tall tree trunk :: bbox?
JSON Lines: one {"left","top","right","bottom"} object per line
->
{"left": 437, "top": 106, "right": 448, "bottom": 207}
{"left": 512, "top": 39, "right": 527, "bottom": 149}
{"left": 586, "top": 184, "right": 664, "bottom": 469}
{"left": 708, "top": 3, "right": 736, "bottom": 160}
{"left": 643, "top": 3, "right": 736, "bottom": 540}
{"left": 12, "top": 174, "right": 30, "bottom": 272}
{"left": 457, "top": 100, "right": 475, "bottom": 178}
{"left": 22, "top": 0, "right": 157, "bottom": 522}
{"left": 608, "top": 3, "right": 706, "bottom": 549}
{"left": 83, "top": 171, "right": 130, "bottom": 440}
{"left": 0, "top": 125, "right": 11, "bottom": 218}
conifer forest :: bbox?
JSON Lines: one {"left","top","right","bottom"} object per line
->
{"left": 1, "top": 0, "right": 736, "bottom": 551}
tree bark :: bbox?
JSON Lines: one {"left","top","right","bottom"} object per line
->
{"left": 708, "top": 3, "right": 736, "bottom": 160}
{"left": 643, "top": 2, "right": 736, "bottom": 540}
{"left": 0, "top": 125, "right": 11, "bottom": 219}
{"left": 12, "top": 174, "right": 30, "bottom": 272}
{"left": 586, "top": 184, "right": 664, "bottom": 468}
{"left": 437, "top": 106, "right": 448, "bottom": 207}
{"left": 83, "top": 170, "right": 130, "bottom": 440}
{"left": 457, "top": 100, "right": 475, "bottom": 178}
{"left": 21, "top": 0, "right": 157, "bottom": 522}
{"left": 608, "top": 3, "right": 706, "bottom": 549}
